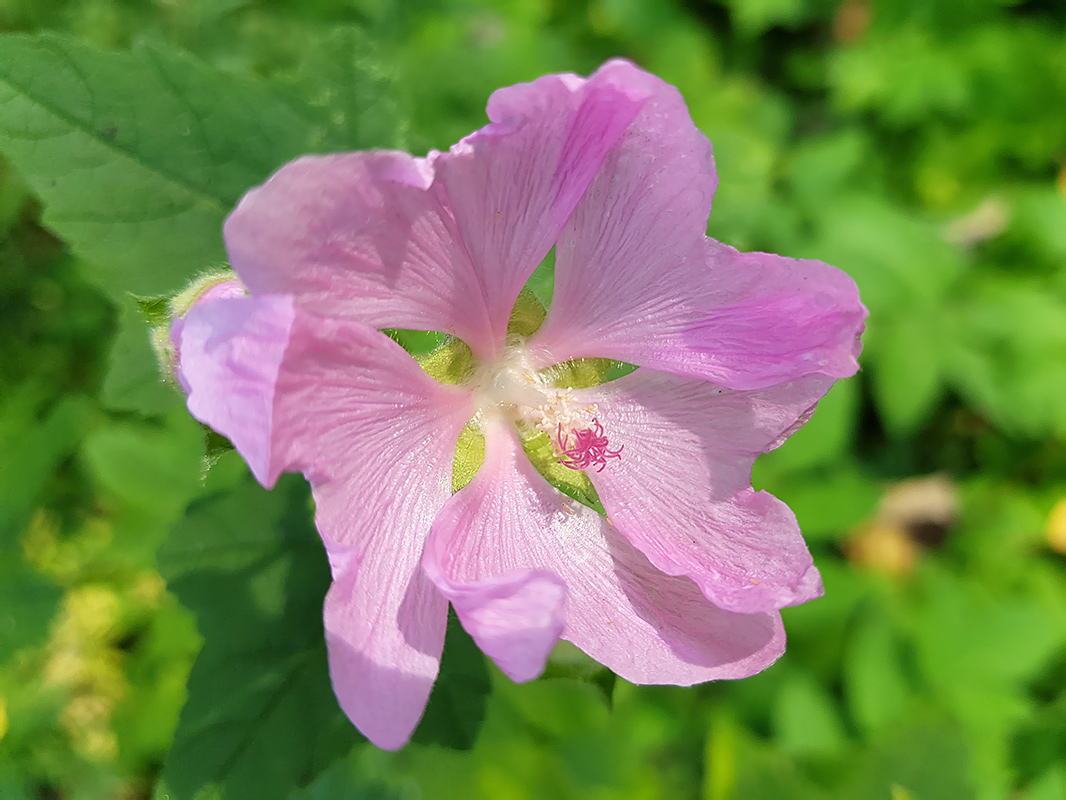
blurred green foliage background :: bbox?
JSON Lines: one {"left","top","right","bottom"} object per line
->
{"left": 1, "top": 0, "right": 1065, "bottom": 798}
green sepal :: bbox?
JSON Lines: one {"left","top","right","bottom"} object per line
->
{"left": 135, "top": 295, "right": 171, "bottom": 327}
{"left": 417, "top": 337, "right": 477, "bottom": 386}
{"left": 452, "top": 424, "right": 486, "bottom": 493}
{"left": 507, "top": 287, "right": 547, "bottom": 337}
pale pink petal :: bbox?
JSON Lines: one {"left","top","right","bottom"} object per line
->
{"left": 424, "top": 424, "right": 784, "bottom": 686}
{"left": 222, "top": 151, "right": 497, "bottom": 357}
{"left": 529, "top": 63, "right": 865, "bottom": 390}
{"left": 177, "top": 295, "right": 474, "bottom": 749}
{"left": 178, "top": 292, "right": 295, "bottom": 486}
{"left": 323, "top": 537, "right": 448, "bottom": 751}
{"left": 432, "top": 59, "right": 655, "bottom": 343}
{"left": 572, "top": 368, "right": 829, "bottom": 614}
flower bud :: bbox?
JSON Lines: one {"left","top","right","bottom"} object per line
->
{"left": 150, "top": 272, "right": 245, "bottom": 389}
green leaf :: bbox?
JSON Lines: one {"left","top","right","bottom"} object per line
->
{"left": 843, "top": 604, "right": 912, "bottom": 736}
{"left": 0, "top": 33, "right": 313, "bottom": 297}
{"left": 0, "top": 33, "right": 408, "bottom": 417}
{"left": 82, "top": 411, "right": 203, "bottom": 519}
{"left": 0, "top": 556, "right": 60, "bottom": 658}
{"left": 411, "top": 611, "right": 491, "bottom": 751}
{"left": 771, "top": 670, "right": 848, "bottom": 757}
{"left": 946, "top": 278, "right": 1066, "bottom": 439}
{"left": 155, "top": 474, "right": 359, "bottom": 800}
{"left": 0, "top": 387, "right": 92, "bottom": 546}
{"left": 839, "top": 718, "right": 975, "bottom": 800}
{"left": 287, "top": 747, "right": 413, "bottom": 800}
{"left": 101, "top": 295, "right": 184, "bottom": 414}
{"left": 286, "top": 25, "right": 408, "bottom": 152}
{"left": 868, "top": 314, "right": 944, "bottom": 437}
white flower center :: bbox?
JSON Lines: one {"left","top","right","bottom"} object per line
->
{"left": 469, "top": 347, "right": 624, "bottom": 472}
{"left": 472, "top": 347, "right": 593, "bottom": 437}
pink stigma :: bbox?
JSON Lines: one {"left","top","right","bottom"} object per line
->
{"left": 557, "top": 418, "right": 623, "bottom": 472}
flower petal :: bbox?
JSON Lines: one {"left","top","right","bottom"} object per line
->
{"left": 178, "top": 294, "right": 475, "bottom": 748}
{"left": 529, "top": 63, "right": 865, "bottom": 390}
{"left": 432, "top": 59, "right": 655, "bottom": 343}
{"left": 323, "top": 537, "right": 448, "bottom": 751}
{"left": 179, "top": 292, "right": 295, "bottom": 486}
{"left": 425, "top": 424, "right": 784, "bottom": 686}
{"left": 573, "top": 368, "right": 829, "bottom": 614}
{"left": 222, "top": 151, "right": 498, "bottom": 356}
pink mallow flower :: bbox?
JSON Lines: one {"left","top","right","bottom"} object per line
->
{"left": 173, "top": 59, "right": 866, "bottom": 750}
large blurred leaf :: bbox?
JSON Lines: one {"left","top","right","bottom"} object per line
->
{"left": 0, "top": 32, "right": 406, "bottom": 415}
{"left": 0, "top": 387, "right": 91, "bottom": 545}
{"left": 868, "top": 314, "right": 944, "bottom": 437}
{"left": 839, "top": 718, "right": 975, "bottom": 800}
{"left": 0, "top": 33, "right": 313, "bottom": 296}
{"left": 771, "top": 670, "right": 848, "bottom": 757}
{"left": 0, "top": 557, "right": 60, "bottom": 658}
{"left": 154, "top": 474, "right": 359, "bottom": 800}
{"left": 843, "top": 603, "right": 912, "bottom": 736}
{"left": 946, "top": 278, "right": 1066, "bottom": 439}
{"left": 286, "top": 25, "right": 407, "bottom": 152}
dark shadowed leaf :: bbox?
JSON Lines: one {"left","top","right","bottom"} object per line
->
{"left": 411, "top": 611, "right": 490, "bottom": 751}
{"left": 154, "top": 474, "right": 359, "bottom": 800}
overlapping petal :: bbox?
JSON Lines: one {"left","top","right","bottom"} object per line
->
{"left": 223, "top": 151, "right": 497, "bottom": 355}
{"left": 432, "top": 59, "right": 654, "bottom": 344}
{"left": 423, "top": 424, "right": 785, "bottom": 686}
{"left": 177, "top": 295, "right": 475, "bottom": 749}
{"left": 224, "top": 59, "right": 660, "bottom": 358}
{"left": 529, "top": 63, "right": 865, "bottom": 390}
{"left": 573, "top": 368, "right": 828, "bottom": 614}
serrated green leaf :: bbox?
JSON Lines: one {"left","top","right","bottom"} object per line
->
{"left": 0, "top": 33, "right": 313, "bottom": 296}
{"left": 0, "top": 33, "right": 408, "bottom": 418}
{"left": 155, "top": 474, "right": 360, "bottom": 800}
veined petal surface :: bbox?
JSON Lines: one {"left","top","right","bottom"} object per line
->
{"left": 575, "top": 369, "right": 829, "bottom": 614}
{"left": 178, "top": 295, "right": 475, "bottom": 749}
{"left": 424, "top": 425, "right": 784, "bottom": 686}
{"left": 222, "top": 151, "right": 498, "bottom": 356}
{"left": 529, "top": 63, "right": 865, "bottom": 390}
{"left": 431, "top": 58, "right": 654, "bottom": 346}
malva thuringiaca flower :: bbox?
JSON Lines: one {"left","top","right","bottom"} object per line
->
{"left": 170, "top": 59, "right": 866, "bottom": 749}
